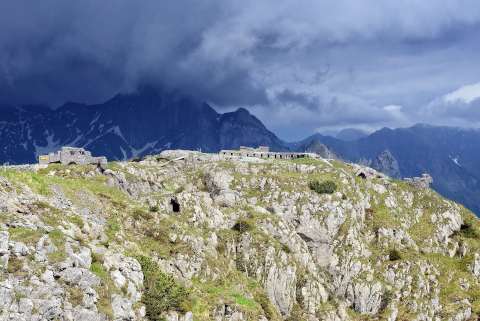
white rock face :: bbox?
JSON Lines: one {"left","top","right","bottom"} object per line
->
{"left": 348, "top": 282, "right": 384, "bottom": 314}
{"left": 204, "top": 170, "right": 239, "bottom": 207}
{"left": 472, "top": 253, "right": 480, "bottom": 278}
{"left": 0, "top": 230, "right": 9, "bottom": 269}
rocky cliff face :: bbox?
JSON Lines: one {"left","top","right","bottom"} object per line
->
{"left": 370, "top": 150, "right": 401, "bottom": 178}
{"left": 1, "top": 152, "right": 480, "bottom": 321}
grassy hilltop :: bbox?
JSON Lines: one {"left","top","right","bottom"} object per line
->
{"left": 1, "top": 152, "right": 480, "bottom": 321}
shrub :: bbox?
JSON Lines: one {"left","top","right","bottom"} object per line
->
{"left": 309, "top": 180, "right": 337, "bottom": 194}
{"left": 149, "top": 205, "right": 159, "bottom": 213}
{"left": 389, "top": 249, "right": 401, "bottom": 261}
{"left": 137, "top": 256, "right": 190, "bottom": 320}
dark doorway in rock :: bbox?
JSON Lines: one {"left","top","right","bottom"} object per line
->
{"left": 357, "top": 172, "right": 367, "bottom": 179}
{"left": 170, "top": 198, "right": 180, "bottom": 213}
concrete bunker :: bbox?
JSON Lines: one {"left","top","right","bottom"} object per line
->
{"left": 219, "top": 146, "right": 318, "bottom": 160}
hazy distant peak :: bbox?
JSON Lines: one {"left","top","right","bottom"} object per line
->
{"left": 335, "top": 128, "right": 369, "bottom": 141}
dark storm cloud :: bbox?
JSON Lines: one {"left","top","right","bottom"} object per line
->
{"left": 1, "top": 0, "right": 480, "bottom": 138}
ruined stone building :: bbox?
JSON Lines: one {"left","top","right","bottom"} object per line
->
{"left": 219, "top": 146, "right": 318, "bottom": 160}
{"left": 38, "top": 147, "right": 107, "bottom": 165}
{"left": 404, "top": 173, "right": 433, "bottom": 189}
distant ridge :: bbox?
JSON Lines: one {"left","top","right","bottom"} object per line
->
{"left": 293, "top": 124, "right": 480, "bottom": 214}
{"left": 0, "top": 87, "right": 287, "bottom": 165}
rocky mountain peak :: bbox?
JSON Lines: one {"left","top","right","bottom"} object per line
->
{"left": 0, "top": 89, "right": 287, "bottom": 165}
{"left": 371, "top": 149, "right": 401, "bottom": 178}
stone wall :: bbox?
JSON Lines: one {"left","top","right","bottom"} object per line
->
{"left": 219, "top": 150, "right": 315, "bottom": 160}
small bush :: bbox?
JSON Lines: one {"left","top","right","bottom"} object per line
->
{"left": 137, "top": 256, "right": 190, "bottom": 320}
{"left": 309, "top": 180, "right": 337, "bottom": 194}
{"left": 149, "top": 205, "right": 159, "bottom": 213}
{"left": 389, "top": 249, "right": 401, "bottom": 261}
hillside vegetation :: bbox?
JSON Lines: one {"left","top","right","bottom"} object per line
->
{"left": 1, "top": 150, "right": 480, "bottom": 321}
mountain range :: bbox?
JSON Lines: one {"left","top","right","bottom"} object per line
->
{"left": 1, "top": 87, "right": 480, "bottom": 214}
{"left": 299, "top": 125, "right": 480, "bottom": 214}
{"left": 0, "top": 87, "right": 284, "bottom": 165}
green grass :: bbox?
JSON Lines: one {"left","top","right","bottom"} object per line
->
{"left": 105, "top": 217, "right": 121, "bottom": 241}
{"left": 0, "top": 170, "right": 51, "bottom": 195}
{"left": 189, "top": 275, "right": 281, "bottom": 321}
{"left": 137, "top": 256, "right": 190, "bottom": 320}
{"left": 233, "top": 293, "right": 256, "bottom": 308}
{"left": 9, "top": 227, "right": 43, "bottom": 245}
{"left": 132, "top": 208, "right": 153, "bottom": 221}
{"left": 90, "top": 262, "right": 109, "bottom": 280}
{"left": 47, "top": 229, "right": 67, "bottom": 263}
{"left": 67, "top": 215, "right": 85, "bottom": 228}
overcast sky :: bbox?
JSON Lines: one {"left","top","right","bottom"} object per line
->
{"left": 1, "top": 0, "right": 480, "bottom": 139}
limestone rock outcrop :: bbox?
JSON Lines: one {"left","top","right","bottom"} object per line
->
{"left": 0, "top": 151, "right": 479, "bottom": 321}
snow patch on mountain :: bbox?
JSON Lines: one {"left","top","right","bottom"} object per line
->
{"left": 450, "top": 155, "right": 461, "bottom": 167}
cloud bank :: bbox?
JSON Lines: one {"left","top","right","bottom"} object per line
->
{"left": 1, "top": 0, "right": 480, "bottom": 138}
